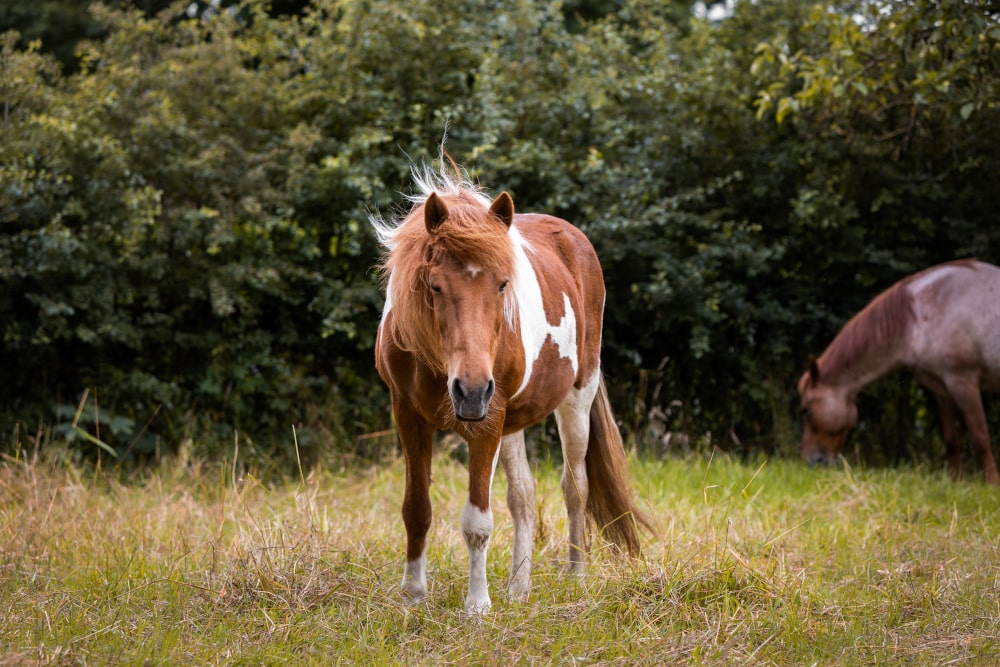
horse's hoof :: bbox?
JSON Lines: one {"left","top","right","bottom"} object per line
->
{"left": 464, "top": 595, "right": 492, "bottom": 615}
{"left": 401, "top": 584, "right": 427, "bottom": 606}
{"left": 507, "top": 581, "right": 530, "bottom": 603}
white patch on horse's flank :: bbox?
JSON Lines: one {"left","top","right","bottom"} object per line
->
{"left": 509, "top": 227, "right": 579, "bottom": 400}
{"left": 552, "top": 292, "right": 578, "bottom": 366}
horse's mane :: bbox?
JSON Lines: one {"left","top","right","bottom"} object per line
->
{"left": 819, "top": 279, "right": 914, "bottom": 379}
{"left": 372, "top": 162, "right": 518, "bottom": 375}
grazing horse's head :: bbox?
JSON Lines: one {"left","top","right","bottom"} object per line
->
{"left": 377, "top": 174, "right": 518, "bottom": 424}
{"left": 797, "top": 357, "right": 858, "bottom": 466}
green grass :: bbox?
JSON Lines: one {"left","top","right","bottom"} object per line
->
{"left": 1, "top": 451, "right": 998, "bottom": 665}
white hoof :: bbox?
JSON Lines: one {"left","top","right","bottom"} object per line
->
{"left": 464, "top": 593, "right": 492, "bottom": 615}
{"left": 401, "top": 581, "right": 427, "bottom": 605}
{"left": 507, "top": 577, "right": 531, "bottom": 602}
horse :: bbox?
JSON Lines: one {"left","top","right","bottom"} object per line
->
{"left": 798, "top": 259, "right": 1000, "bottom": 485}
{"left": 372, "top": 162, "right": 651, "bottom": 613}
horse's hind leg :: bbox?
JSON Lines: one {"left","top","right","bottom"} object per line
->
{"left": 499, "top": 430, "right": 535, "bottom": 601}
{"left": 947, "top": 379, "right": 1000, "bottom": 485}
{"left": 555, "top": 373, "right": 601, "bottom": 574}
{"left": 934, "top": 392, "right": 966, "bottom": 480}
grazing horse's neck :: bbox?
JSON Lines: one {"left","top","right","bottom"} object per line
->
{"left": 818, "top": 283, "right": 914, "bottom": 396}
{"left": 820, "top": 341, "right": 904, "bottom": 398}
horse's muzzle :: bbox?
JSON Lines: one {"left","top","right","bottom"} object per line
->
{"left": 804, "top": 451, "right": 837, "bottom": 467}
{"left": 451, "top": 378, "right": 495, "bottom": 422}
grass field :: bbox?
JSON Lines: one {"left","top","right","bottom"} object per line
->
{"left": 1, "top": 447, "right": 998, "bottom": 665}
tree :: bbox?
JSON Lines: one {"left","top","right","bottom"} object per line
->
{"left": 752, "top": 0, "right": 1000, "bottom": 461}
{"left": 3, "top": 0, "right": 998, "bottom": 470}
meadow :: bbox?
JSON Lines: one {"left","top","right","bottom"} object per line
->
{"left": 1, "top": 446, "right": 998, "bottom": 665}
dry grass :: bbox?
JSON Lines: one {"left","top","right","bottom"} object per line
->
{"left": 0, "top": 450, "right": 998, "bottom": 665}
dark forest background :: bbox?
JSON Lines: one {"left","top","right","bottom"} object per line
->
{"left": 2, "top": 0, "right": 998, "bottom": 473}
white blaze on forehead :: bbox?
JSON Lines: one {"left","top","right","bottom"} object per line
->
{"left": 466, "top": 263, "right": 483, "bottom": 277}
{"left": 509, "top": 228, "right": 579, "bottom": 400}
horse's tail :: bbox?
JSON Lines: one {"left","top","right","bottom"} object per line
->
{"left": 585, "top": 375, "right": 654, "bottom": 557}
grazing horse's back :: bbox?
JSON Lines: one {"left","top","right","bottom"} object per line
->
{"left": 904, "top": 261, "right": 1000, "bottom": 392}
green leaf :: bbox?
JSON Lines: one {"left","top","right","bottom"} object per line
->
{"left": 775, "top": 96, "right": 797, "bottom": 125}
{"left": 73, "top": 427, "right": 119, "bottom": 458}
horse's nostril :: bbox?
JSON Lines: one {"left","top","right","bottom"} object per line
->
{"left": 485, "top": 379, "right": 495, "bottom": 400}
{"left": 452, "top": 380, "right": 467, "bottom": 401}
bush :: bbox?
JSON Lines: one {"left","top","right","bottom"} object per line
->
{"left": 2, "top": 0, "right": 998, "bottom": 470}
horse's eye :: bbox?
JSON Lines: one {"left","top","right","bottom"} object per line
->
{"left": 430, "top": 284, "right": 442, "bottom": 294}
{"left": 499, "top": 280, "right": 509, "bottom": 293}
{"left": 800, "top": 406, "right": 811, "bottom": 417}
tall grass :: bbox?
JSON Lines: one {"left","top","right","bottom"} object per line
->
{"left": 1, "top": 450, "right": 998, "bottom": 665}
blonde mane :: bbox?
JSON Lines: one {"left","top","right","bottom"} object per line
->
{"left": 372, "top": 163, "right": 518, "bottom": 375}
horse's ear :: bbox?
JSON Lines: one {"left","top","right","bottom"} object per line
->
{"left": 489, "top": 191, "right": 514, "bottom": 228}
{"left": 808, "top": 355, "right": 821, "bottom": 383}
{"left": 424, "top": 192, "right": 449, "bottom": 234}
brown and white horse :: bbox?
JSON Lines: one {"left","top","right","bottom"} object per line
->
{"left": 373, "top": 163, "right": 650, "bottom": 613}
{"left": 798, "top": 259, "right": 1000, "bottom": 484}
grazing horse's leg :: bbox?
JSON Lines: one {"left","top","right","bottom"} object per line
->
{"left": 555, "top": 373, "right": 601, "bottom": 574}
{"left": 947, "top": 377, "right": 1000, "bottom": 485}
{"left": 933, "top": 392, "right": 966, "bottom": 481}
{"left": 463, "top": 434, "right": 502, "bottom": 613}
{"left": 499, "top": 430, "right": 535, "bottom": 601}
{"left": 396, "top": 400, "right": 435, "bottom": 604}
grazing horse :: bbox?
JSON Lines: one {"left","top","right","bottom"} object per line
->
{"left": 798, "top": 259, "right": 1000, "bottom": 484}
{"left": 372, "top": 163, "right": 651, "bottom": 613}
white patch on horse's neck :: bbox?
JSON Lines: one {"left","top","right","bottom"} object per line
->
{"left": 509, "top": 228, "right": 579, "bottom": 400}
{"left": 381, "top": 273, "right": 395, "bottom": 318}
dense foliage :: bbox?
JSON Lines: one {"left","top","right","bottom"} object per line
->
{"left": 2, "top": 0, "right": 998, "bottom": 469}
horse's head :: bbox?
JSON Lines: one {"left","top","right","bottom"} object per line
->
{"left": 797, "top": 357, "right": 857, "bottom": 466}
{"left": 423, "top": 190, "right": 516, "bottom": 422}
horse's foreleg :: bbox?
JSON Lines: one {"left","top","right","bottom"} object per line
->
{"left": 463, "top": 435, "right": 502, "bottom": 613}
{"left": 555, "top": 375, "right": 600, "bottom": 574}
{"left": 397, "top": 404, "right": 435, "bottom": 604}
{"left": 499, "top": 430, "right": 535, "bottom": 601}
{"left": 933, "top": 393, "right": 965, "bottom": 481}
{"left": 947, "top": 380, "right": 1000, "bottom": 485}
